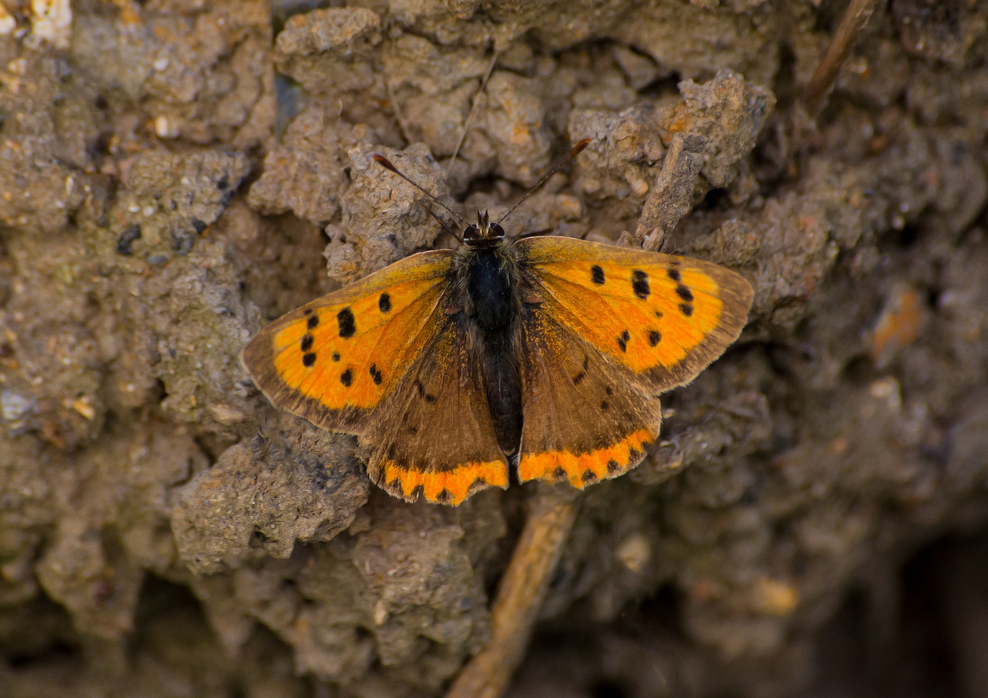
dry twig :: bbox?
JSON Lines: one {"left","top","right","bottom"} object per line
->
{"left": 446, "top": 486, "right": 582, "bottom": 698}
{"left": 801, "top": 0, "right": 878, "bottom": 117}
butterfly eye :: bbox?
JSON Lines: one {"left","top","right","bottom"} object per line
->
{"left": 490, "top": 224, "right": 505, "bottom": 238}
{"left": 464, "top": 224, "right": 479, "bottom": 241}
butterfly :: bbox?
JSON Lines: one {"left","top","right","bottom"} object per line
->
{"left": 241, "top": 154, "right": 754, "bottom": 506}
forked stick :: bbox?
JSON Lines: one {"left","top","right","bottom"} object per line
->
{"left": 446, "top": 486, "right": 582, "bottom": 698}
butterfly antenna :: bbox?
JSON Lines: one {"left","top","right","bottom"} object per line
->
{"left": 372, "top": 154, "right": 470, "bottom": 232}
{"left": 494, "top": 139, "right": 592, "bottom": 227}
{"left": 417, "top": 200, "right": 464, "bottom": 244}
{"left": 447, "top": 48, "right": 500, "bottom": 175}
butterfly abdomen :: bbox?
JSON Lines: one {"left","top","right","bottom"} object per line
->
{"left": 462, "top": 244, "right": 523, "bottom": 457}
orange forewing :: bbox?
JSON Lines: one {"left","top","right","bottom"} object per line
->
{"left": 242, "top": 250, "right": 455, "bottom": 432}
{"left": 518, "top": 236, "right": 753, "bottom": 391}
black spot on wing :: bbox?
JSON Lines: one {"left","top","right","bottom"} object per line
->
{"left": 591, "top": 265, "right": 605, "bottom": 285}
{"left": 307, "top": 314, "right": 319, "bottom": 329}
{"left": 436, "top": 489, "right": 453, "bottom": 504}
{"left": 572, "top": 355, "right": 589, "bottom": 385}
{"left": 300, "top": 334, "right": 314, "bottom": 352}
{"left": 332, "top": 352, "right": 341, "bottom": 362}
{"left": 340, "top": 368, "right": 353, "bottom": 386}
{"left": 415, "top": 380, "right": 437, "bottom": 403}
{"left": 469, "top": 478, "right": 488, "bottom": 493}
{"left": 676, "top": 285, "right": 694, "bottom": 302}
{"left": 632, "top": 270, "right": 650, "bottom": 300}
{"left": 303, "top": 308, "right": 313, "bottom": 315}
{"left": 607, "top": 459, "right": 621, "bottom": 474}
{"left": 379, "top": 293, "right": 392, "bottom": 313}
{"left": 369, "top": 364, "right": 383, "bottom": 385}
{"left": 337, "top": 308, "right": 356, "bottom": 338}
{"left": 617, "top": 329, "right": 630, "bottom": 352}
{"left": 552, "top": 467, "right": 567, "bottom": 480}
{"left": 667, "top": 269, "right": 681, "bottom": 282}
{"left": 600, "top": 400, "right": 609, "bottom": 411}
{"left": 648, "top": 330, "right": 661, "bottom": 346}
{"left": 410, "top": 484, "right": 424, "bottom": 500}
{"left": 581, "top": 470, "right": 598, "bottom": 484}
{"left": 680, "top": 303, "right": 694, "bottom": 317}
{"left": 302, "top": 353, "right": 316, "bottom": 367}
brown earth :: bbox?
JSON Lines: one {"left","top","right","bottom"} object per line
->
{"left": 2, "top": 1, "right": 988, "bottom": 697}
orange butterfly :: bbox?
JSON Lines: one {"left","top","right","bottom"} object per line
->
{"left": 242, "top": 157, "right": 753, "bottom": 506}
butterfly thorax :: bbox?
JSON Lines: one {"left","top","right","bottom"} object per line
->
{"left": 460, "top": 210, "right": 520, "bottom": 331}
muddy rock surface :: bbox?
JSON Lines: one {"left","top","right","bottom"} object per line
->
{"left": 2, "top": 1, "right": 988, "bottom": 697}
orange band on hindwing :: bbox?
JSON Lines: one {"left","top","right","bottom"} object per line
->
{"left": 518, "top": 429, "right": 655, "bottom": 489}
{"left": 380, "top": 460, "right": 509, "bottom": 505}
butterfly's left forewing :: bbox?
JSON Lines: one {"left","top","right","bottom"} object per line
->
{"left": 518, "top": 236, "right": 753, "bottom": 393}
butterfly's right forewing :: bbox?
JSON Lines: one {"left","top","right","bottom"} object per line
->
{"left": 242, "top": 250, "right": 458, "bottom": 435}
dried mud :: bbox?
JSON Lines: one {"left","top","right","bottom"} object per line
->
{"left": 2, "top": 1, "right": 988, "bottom": 697}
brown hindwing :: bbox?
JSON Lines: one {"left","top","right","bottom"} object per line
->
{"left": 516, "top": 303, "right": 662, "bottom": 489}
{"left": 365, "top": 311, "right": 509, "bottom": 505}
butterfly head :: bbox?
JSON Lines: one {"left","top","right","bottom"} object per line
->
{"left": 463, "top": 210, "right": 505, "bottom": 249}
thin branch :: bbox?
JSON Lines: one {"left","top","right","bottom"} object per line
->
{"left": 633, "top": 133, "right": 708, "bottom": 252}
{"left": 447, "top": 49, "right": 500, "bottom": 175}
{"left": 446, "top": 486, "right": 582, "bottom": 698}
{"left": 801, "top": 0, "right": 878, "bottom": 118}
{"left": 385, "top": 77, "right": 413, "bottom": 144}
